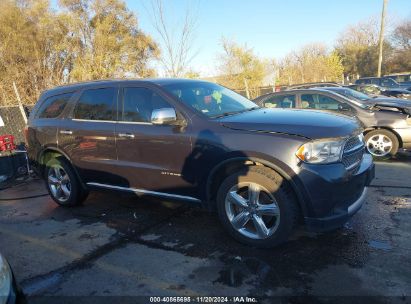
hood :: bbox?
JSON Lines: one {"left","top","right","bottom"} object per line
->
{"left": 218, "top": 108, "right": 361, "bottom": 140}
{"left": 366, "top": 97, "right": 411, "bottom": 115}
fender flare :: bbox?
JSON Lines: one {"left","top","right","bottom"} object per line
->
{"left": 38, "top": 147, "right": 87, "bottom": 189}
{"left": 205, "top": 156, "right": 308, "bottom": 217}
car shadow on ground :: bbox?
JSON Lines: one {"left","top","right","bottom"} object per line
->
{"left": 375, "top": 150, "right": 411, "bottom": 163}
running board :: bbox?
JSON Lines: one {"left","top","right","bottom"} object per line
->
{"left": 86, "top": 182, "right": 201, "bottom": 203}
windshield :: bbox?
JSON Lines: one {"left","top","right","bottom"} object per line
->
{"left": 341, "top": 89, "right": 370, "bottom": 101}
{"left": 161, "top": 81, "right": 259, "bottom": 118}
{"left": 330, "top": 88, "right": 370, "bottom": 101}
{"left": 326, "top": 88, "right": 371, "bottom": 109}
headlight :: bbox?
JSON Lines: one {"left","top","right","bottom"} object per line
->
{"left": 0, "top": 254, "right": 12, "bottom": 304}
{"left": 296, "top": 138, "right": 346, "bottom": 164}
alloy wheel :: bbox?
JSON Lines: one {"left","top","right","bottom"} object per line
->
{"left": 225, "top": 182, "right": 280, "bottom": 240}
{"left": 48, "top": 165, "right": 71, "bottom": 202}
{"left": 366, "top": 134, "right": 393, "bottom": 156}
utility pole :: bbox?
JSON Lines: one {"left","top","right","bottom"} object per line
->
{"left": 377, "top": 0, "right": 388, "bottom": 77}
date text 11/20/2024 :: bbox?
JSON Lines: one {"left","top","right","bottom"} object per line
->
{"left": 149, "top": 297, "right": 258, "bottom": 303}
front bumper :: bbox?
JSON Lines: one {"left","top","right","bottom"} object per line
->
{"left": 305, "top": 187, "right": 369, "bottom": 231}
{"left": 298, "top": 153, "right": 375, "bottom": 232}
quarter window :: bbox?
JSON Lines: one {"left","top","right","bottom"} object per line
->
{"left": 73, "top": 88, "right": 116, "bottom": 121}
{"left": 38, "top": 93, "right": 73, "bottom": 118}
{"left": 122, "top": 87, "right": 172, "bottom": 123}
{"left": 263, "top": 95, "right": 295, "bottom": 108}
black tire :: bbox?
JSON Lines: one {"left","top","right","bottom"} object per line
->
{"left": 364, "top": 129, "right": 399, "bottom": 160}
{"left": 45, "top": 157, "right": 88, "bottom": 207}
{"left": 216, "top": 166, "right": 299, "bottom": 248}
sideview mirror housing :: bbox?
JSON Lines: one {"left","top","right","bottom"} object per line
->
{"left": 151, "top": 108, "right": 177, "bottom": 125}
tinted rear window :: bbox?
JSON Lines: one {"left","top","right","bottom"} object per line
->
{"left": 37, "top": 93, "right": 73, "bottom": 118}
{"left": 74, "top": 88, "right": 116, "bottom": 121}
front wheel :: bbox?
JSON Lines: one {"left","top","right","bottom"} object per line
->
{"left": 216, "top": 166, "right": 298, "bottom": 248}
{"left": 364, "top": 129, "right": 399, "bottom": 159}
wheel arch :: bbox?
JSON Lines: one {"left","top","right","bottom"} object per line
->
{"left": 363, "top": 126, "right": 403, "bottom": 148}
{"left": 38, "top": 147, "right": 86, "bottom": 189}
{"left": 205, "top": 156, "right": 308, "bottom": 217}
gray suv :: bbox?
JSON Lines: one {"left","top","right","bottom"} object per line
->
{"left": 27, "top": 79, "right": 375, "bottom": 247}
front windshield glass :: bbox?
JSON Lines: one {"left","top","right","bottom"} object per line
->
{"left": 327, "top": 88, "right": 371, "bottom": 109}
{"left": 334, "top": 88, "right": 371, "bottom": 101}
{"left": 162, "top": 81, "right": 259, "bottom": 118}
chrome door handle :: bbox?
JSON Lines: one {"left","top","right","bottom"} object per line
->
{"left": 118, "top": 133, "right": 135, "bottom": 139}
{"left": 60, "top": 130, "right": 73, "bottom": 135}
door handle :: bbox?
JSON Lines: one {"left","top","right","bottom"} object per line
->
{"left": 118, "top": 133, "right": 135, "bottom": 139}
{"left": 60, "top": 130, "right": 73, "bottom": 135}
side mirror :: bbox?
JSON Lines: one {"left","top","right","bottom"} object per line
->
{"left": 338, "top": 103, "right": 351, "bottom": 111}
{"left": 151, "top": 108, "right": 177, "bottom": 125}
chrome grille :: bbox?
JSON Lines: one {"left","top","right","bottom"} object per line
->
{"left": 342, "top": 135, "right": 365, "bottom": 172}
{"left": 344, "top": 135, "right": 363, "bottom": 153}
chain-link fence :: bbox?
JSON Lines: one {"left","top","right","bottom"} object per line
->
{"left": 0, "top": 105, "right": 31, "bottom": 145}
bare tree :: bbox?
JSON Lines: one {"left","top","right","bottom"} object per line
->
{"left": 147, "top": 0, "right": 198, "bottom": 77}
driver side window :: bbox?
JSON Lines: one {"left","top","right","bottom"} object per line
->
{"left": 381, "top": 78, "right": 395, "bottom": 87}
{"left": 122, "top": 87, "right": 173, "bottom": 123}
{"left": 301, "top": 94, "right": 343, "bottom": 111}
{"left": 263, "top": 95, "right": 295, "bottom": 108}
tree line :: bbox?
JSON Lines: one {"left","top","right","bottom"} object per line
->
{"left": 0, "top": 0, "right": 159, "bottom": 106}
{"left": 218, "top": 18, "right": 411, "bottom": 98}
{"left": 0, "top": 0, "right": 410, "bottom": 105}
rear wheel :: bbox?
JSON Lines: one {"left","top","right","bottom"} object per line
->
{"left": 45, "top": 157, "right": 88, "bottom": 206}
{"left": 365, "top": 129, "right": 399, "bottom": 159}
{"left": 216, "top": 166, "right": 298, "bottom": 248}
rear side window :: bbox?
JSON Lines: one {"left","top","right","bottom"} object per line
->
{"left": 370, "top": 78, "right": 380, "bottom": 85}
{"left": 263, "top": 95, "right": 295, "bottom": 108}
{"left": 74, "top": 88, "right": 116, "bottom": 121}
{"left": 358, "top": 79, "right": 370, "bottom": 84}
{"left": 37, "top": 93, "right": 73, "bottom": 118}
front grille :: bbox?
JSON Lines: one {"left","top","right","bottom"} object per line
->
{"left": 344, "top": 135, "right": 363, "bottom": 153}
{"left": 342, "top": 135, "right": 365, "bottom": 172}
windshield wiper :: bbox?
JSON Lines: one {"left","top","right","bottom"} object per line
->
{"left": 211, "top": 107, "right": 259, "bottom": 118}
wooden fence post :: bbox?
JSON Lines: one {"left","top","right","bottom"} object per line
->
{"left": 12, "top": 82, "right": 27, "bottom": 124}
{"left": 243, "top": 78, "right": 250, "bottom": 99}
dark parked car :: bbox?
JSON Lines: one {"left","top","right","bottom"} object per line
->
{"left": 384, "top": 73, "right": 411, "bottom": 87}
{"left": 348, "top": 84, "right": 411, "bottom": 100}
{"left": 27, "top": 79, "right": 374, "bottom": 247}
{"left": 0, "top": 253, "right": 25, "bottom": 304}
{"left": 355, "top": 77, "right": 411, "bottom": 90}
{"left": 254, "top": 88, "right": 411, "bottom": 159}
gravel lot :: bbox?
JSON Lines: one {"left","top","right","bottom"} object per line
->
{"left": 0, "top": 153, "right": 410, "bottom": 303}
